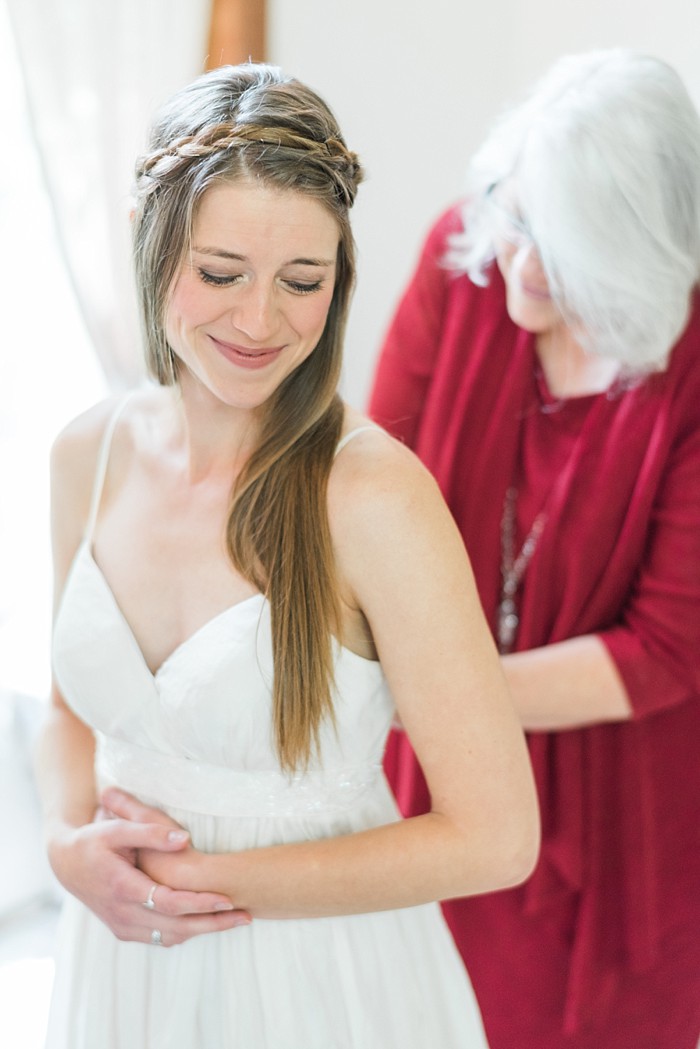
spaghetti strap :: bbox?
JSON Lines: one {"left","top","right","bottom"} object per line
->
{"left": 83, "top": 392, "right": 138, "bottom": 543}
{"left": 334, "top": 425, "right": 385, "bottom": 457}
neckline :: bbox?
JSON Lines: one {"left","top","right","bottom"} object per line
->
{"left": 79, "top": 542, "right": 265, "bottom": 678}
{"left": 533, "top": 366, "right": 601, "bottom": 416}
{"left": 71, "top": 541, "right": 381, "bottom": 678}
{"left": 73, "top": 394, "right": 384, "bottom": 679}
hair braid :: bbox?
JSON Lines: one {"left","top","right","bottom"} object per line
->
{"left": 136, "top": 122, "right": 363, "bottom": 207}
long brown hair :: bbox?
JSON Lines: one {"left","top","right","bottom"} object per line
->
{"left": 132, "top": 64, "right": 364, "bottom": 770}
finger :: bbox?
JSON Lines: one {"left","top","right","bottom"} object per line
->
{"left": 101, "top": 787, "right": 179, "bottom": 828}
{"left": 146, "top": 928, "right": 166, "bottom": 948}
{"left": 142, "top": 882, "right": 159, "bottom": 911}
{"left": 123, "top": 872, "right": 240, "bottom": 919}
{"left": 153, "top": 886, "right": 242, "bottom": 917}
{"left": 153, "top": 909, "right": 253, "bottom": 947}
{"left": 100, "top": 819, "right": 189, "bottom": 852}
{"left": 105, "top": 858, "right": 171, "bottom": 908}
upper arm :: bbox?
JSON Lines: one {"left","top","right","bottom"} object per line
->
{"left": 49, "top": 398, "right": 117, "bottom": 717}
{"left": 368, "top": 209, "right": 458, "bottom": 446}
{"left": 50, "top": 398, "right": 117, "bottom": 609}
{"left": 330, "top": 438, "right": 536, "bottom": 833}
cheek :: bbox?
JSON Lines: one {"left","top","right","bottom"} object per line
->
{"left": 298, "top": 290, "right": 335, "bottom": 339}
{"left": 163, "top": 278, "right": 188, "bottom": 334}
{"left": 164, "top": 277, "right": 219, "bottom": 348}
{"left": 495, "top": 242, "right": 515, "bottom": 284}
{"left": 167, "top": 275, "right": 203, "bottom": 323}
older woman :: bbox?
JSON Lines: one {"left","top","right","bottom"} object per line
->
{"left": 38, "top": 62, "right": 538, "bottom": 1048}
{"left": 370, "top": 49, "right": 700, "bottom": 1049}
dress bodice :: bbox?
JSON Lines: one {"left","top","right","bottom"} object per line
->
{"left": 53, "top": 539, "right": 395, "bottom": 818}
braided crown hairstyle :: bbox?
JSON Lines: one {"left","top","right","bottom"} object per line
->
{"left": 132, "top": 64, "right": 364, "bottom": 770}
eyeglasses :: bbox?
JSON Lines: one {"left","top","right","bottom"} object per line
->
{"left": 484, "top": 183, "right": 534, "bottom": 248}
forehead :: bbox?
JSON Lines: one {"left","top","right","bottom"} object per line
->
{"left": 192, "top": 180, "right": 340, "bottom": 256}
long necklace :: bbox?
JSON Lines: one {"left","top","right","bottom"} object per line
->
{"left": 497, "top": 335, "right": 616, "bottom": 653}
{"left": 497, "top": 486, "right": 548, "bottom": 655}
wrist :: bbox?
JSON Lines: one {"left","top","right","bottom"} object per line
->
{"left": 45, "top": 820, "right": 84, "bottom": 888}
{"left": 190, "top": 847, "right": 246, "bottom": 905}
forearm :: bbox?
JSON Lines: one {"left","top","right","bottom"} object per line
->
{"left": 143, "top": 804, "right": 537, "bottom": 921}
{"left": 502, "top": 634, "right": 633, "bottom": 731}
{"left": 35, "top": 700, "right": 98, "bottom": 838}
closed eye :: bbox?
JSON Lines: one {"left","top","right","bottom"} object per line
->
{"left": 283, "top": 279, "right": 324, "bottom": 295}
{"left": 197, "top": 270, "right": 325, "bottom": 294}
{"left": 197, "top": 269, "right": 243, "bottom": 287}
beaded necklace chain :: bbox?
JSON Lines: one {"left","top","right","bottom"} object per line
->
{"left": 496, "top": 346, "right": 615, "bottom": 653}
{"left": 497, "top": 486, "right": 548, "bottom": 655}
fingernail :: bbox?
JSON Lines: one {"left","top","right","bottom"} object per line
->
{"left": 168, "top": 830, "right": 189, "bottom": 842}
{"left": 214, "top": 902, "right": 235, "bottom": 911}
{"left": 232, "top": 916, "right": 252, "bottom": 927}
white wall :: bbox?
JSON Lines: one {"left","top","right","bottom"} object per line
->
{"left": 268, "top": 0, "right": 700, "bottom": 408}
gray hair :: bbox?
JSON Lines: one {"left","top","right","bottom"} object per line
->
{"left": 132, "top": 63, "right": 363, "bottom": 390}
{"left": 449, "top": 49, "right": 700, "bottom": 371}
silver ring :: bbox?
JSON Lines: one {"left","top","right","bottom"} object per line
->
{"left": 143, "top": 884, "right": 158, "bottom": 910}
{"left": 150, "top": 929, "right": 163, "bottom": 946}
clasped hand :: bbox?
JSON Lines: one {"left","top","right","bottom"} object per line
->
{"left": 49, "top": 786, "right": 251, "bottom": 948}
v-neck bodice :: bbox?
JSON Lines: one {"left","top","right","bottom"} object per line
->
{"left": 81, "top": 541, "right": 266, "bottom": 679}
{"left": 52, "top": 395, "right": 395, "bottom": 816}
{"left": 53, "top": 538, "right": 393, "bottom": 803}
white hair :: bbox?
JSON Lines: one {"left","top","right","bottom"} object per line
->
{"left": 449, "top": 49, "right": 700, "bottom": 371}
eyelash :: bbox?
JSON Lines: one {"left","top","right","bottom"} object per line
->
{"left": 197, "top": 270, "right": 240, "bottom": 287}
{"left": 197, "top": 270, "right": 324, "bottom": 295}
{"left": 286, "top": 280, "right": 324, "bottom": 295}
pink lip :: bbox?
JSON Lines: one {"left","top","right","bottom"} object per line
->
{"left": 521, "top": 283, "right": 551, "bottom": 302}
{"left": 210, "top": 336, "right": 285, "bottom": 370}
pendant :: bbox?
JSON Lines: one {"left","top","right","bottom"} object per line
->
{"left": 497, "top": 596, "right": 519, "bottom": 654}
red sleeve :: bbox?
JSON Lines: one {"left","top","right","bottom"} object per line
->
{"left": 368, "top": 205, "right": 465, "bottom": 448}
{"left": 601, "top": 415, "right": 700, "bottom": 718}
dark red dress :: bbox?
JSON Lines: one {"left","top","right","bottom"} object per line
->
{"left": 369, "top": 204, "right": 700, "bottom": 1048}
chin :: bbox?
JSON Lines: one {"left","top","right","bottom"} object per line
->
{"left": 506, "top": 293, "right": 557, "bottom": 334}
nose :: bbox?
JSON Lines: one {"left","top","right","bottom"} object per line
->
{"left": 516, "top": 241, "right": 548, "bottom": 285}
{"left": 230, "top": 281, "right": 279, "bottom": 343}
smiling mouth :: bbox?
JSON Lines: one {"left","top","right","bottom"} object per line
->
{"left": 210, "top": 336, "right": 285, "bottom": 365}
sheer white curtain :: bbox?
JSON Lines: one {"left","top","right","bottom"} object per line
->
{"left": 5, "top": 0, "right": 212, "bottom": 387}
{"left": 0, "top": 0, "right": 212, "bottom": 964}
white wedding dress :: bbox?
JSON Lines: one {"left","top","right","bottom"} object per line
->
{"left": 45, "top": 411, "right": 489, "bottom": 1049}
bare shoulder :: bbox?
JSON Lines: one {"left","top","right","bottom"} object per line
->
{"left": 50, "top": 386, "right": 163, "bottom": 500}
{"left": 328, "top": 407, "right": 461, "bottom": 605}
{"left": 51, "top": 395, "right": 125, "bottom": 523}
{"left": 328, "top": 405, "right": 483, "bottom": 667}
{"left": 51, "top": 396, "right": 121, "bottom": 487}
{"left": 50, "top": 388, "right": 160, "bottom": 581}
{"left": 330, "top": 406, "right": 446, "bottom": 524}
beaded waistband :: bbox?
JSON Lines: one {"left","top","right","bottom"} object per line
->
{"left": 96, "top": 734, "right": 383, "bottom": 818}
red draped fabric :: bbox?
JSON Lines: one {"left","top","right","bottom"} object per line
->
{"left": 370, "top": 204, "right": 700, "bottom": 1047}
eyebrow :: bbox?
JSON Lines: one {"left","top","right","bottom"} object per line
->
{"left": 193, "top": 247, "right": 336, "bottom": 268}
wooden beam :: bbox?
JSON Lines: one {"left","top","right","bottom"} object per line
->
{"left": 206, "top": 0, "right": 266, "bottom": 69}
